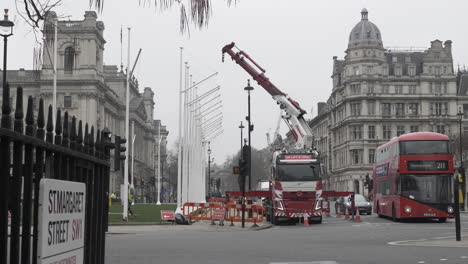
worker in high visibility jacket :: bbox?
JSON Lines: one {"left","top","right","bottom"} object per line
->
{"left": 128, "top": 188, "right": 135, "bottom": 217}
{"left": 457, "top": 173, "right": 464, "bottom": 204}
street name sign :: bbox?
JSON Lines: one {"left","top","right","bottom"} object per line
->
{"left": 38, "top": 179, "right": 86, "bottom": 264}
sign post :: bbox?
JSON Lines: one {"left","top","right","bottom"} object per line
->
{"left": 38, "top": 179, "right": 86, "bottom": 264}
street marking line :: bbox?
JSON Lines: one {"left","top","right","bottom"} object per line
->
{"left": 461, "top": 256, "right": 467, "bottom": 259}
{"left": 439, "top": 259, "right": 447, "bottom": 261}
{"left": 417, "top": 261, "right": 425, "bottom": 263}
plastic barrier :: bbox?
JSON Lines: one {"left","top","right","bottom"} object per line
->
{"left": 182, "top": 202, "right": 265, "bottom": 223}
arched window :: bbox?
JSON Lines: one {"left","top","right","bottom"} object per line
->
{"left": 64, "top": 47, "right": 75, "bottom": 73}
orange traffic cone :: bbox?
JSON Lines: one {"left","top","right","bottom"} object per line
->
{"left": 344, "top": 212, "right": 350, "bottom": 220}
{"left": 325, "top": 210, "right": 330, "bottom": 217}
{"left": 336, "top": 212, "right": 342, "bottom": 218}
{"left": 303, "top": 211, "right": 309, "bottom": 226}
{"left": 355, "top": 215, "right": 361, "bottom": 222}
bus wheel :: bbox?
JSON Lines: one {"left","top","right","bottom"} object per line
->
{"left": 392, "top": 205, "right": 399, "bottom": 222}
{"left": 438, "top": 217, "right": 447, "bottom": 223}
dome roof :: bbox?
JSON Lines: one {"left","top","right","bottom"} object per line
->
{"left": 348, "top": 9, "right": 383, "bottom": 48}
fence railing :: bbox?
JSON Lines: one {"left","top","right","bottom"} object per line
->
{"left": 0, "top": 83, "right": 112, "bottom": 264}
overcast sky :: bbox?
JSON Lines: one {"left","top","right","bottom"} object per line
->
{"left": 5, "top": 0, "right": 468, "bottom": 164}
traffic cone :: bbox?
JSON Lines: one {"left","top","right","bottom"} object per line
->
{"left": 336, "top": 212, "right": 342, "bottom": 218}
{"left": 355, "top": 215, "right": 361, "bottom": 222}
{"left": 344, "top": 212, "right": 350, "bottom": 220}
{"left": 303, "top": 211, "right": 309, "bottom": 226}
{"left": 325, "top": 210, "right": 330, "bottom": 217}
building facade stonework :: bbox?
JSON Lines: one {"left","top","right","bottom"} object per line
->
{"left": 310, "top": 9, "right": 460, "bottom": 195}
{"left": 0, "top": 11, "right": 168, "bottom": 200}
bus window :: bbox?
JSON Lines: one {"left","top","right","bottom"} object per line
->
{"left": 399, "top": 141, "right": 450, "bottom": 155}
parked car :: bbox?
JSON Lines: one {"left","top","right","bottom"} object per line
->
{"left": 335, "top": 194, "right": 372, "bottom": 215}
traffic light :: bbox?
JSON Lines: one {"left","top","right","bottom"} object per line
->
{"left": 114, "top": 135, "right": 127, "bottom": 171}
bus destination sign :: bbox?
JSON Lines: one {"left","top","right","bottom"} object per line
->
{"left": 407, "top": 160, "right": 448, "bottom": 171}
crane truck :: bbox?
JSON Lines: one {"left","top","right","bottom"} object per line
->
{"left": 222, "top": 42, "right": 323, "bottom": 224}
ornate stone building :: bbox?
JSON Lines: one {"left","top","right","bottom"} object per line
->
{"left": 1, "top": 11, "right": 168, "bottom": 200}
{"left": 309, "top": 9, "right": 459, "bottom": 195}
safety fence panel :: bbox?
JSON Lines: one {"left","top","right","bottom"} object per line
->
{"left": 182, "top": 202, "right": 264, "bottom": 223}
{"left": 0, "top": 84, "right": 113, "bottom": 264}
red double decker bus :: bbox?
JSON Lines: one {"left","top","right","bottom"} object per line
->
{"left": 373, "top": 132, "right": 454, "bottom": 222}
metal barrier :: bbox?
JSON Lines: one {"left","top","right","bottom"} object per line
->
{"left": 0, "top": 84, "right": 113, "bottom": 264}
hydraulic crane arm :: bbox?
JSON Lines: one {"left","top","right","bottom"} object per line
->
{"left": 222, "top": 42, "right": 313, "bottom": 149}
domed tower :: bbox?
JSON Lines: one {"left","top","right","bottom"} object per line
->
{"left": 345, "top": 9, "right": 386, "bottom": 64}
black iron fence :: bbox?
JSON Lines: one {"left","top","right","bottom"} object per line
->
{"left": 0, "top": 83, "right": 113, "bottom": 264}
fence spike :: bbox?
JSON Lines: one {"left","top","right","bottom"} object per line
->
{"left": 36, "top": 98, "right": 45, "bottom": 140}
{"left": 54, "top": 109, "right": 62, "bottom": 145}
{"left": 62, "top": 112, "right": 69, "bottom": 147}
{"left": 89, "top": 126, "right": 95, "bottom": 156}
{"left": 70, "top": 116, "right": 77, "bottom": 150}
{"left": 84, "top": 123, "right": 89, "bottom": 153}
{"left": 77, "top": 120, "right": 83, "bottom": 152}
{"left": 46, "top": 105, "right": 53, "bottom": 143}
{"left": 14, "top": 86, "right": 24, "bottom": 133}
{"left": 96, "top": 129, "right": 101, "bottom": 158}
{"left": 26, "top": 96, "right": 34, "bottom": 136}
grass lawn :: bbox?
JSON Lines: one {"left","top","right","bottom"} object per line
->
{"left": 108, "top": 203, "right": 177, "bottom": 224}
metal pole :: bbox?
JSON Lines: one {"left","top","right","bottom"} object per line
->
{"left": 459, "top": 111, "right": 465, "bottom": 211}
{"left": 2, "top": 35, "right": 6, "bottom": 91}
{"left": 177, "top": 47, "right": 183, "bottom": 208}
{"left": 123, "top": 27, "right": 131, "bottom": 220}
{"left": 52, "top": 17, "right": 57, "bottom": 127}
{"left": 157, "top": 122, "right": 162, "bottom": 205}
{"left": 245, "top": 80, "right": 254, "bottom": 191}
{"left": 208, "top": 142, "right": 211, "bottom": 197}
{"left": 239, "top": 122, "right": 244, "bottom": 158}
{"left": 131, "top": 121, "right": 135, "bottom": 190}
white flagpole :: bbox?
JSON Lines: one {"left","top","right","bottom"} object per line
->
{"left": 52, "top": 17, "right": 58, "bottom": 126}
{"left": 123, "top": 27, "right": 131, "bottom": 221}
{"left": 177, "top": 47, "right": 183, "bottom": 209}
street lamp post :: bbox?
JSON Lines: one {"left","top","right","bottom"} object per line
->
{"left": 0, "top": 8, "right": 14, "bottom": 91}
{"left": 207, "top": 142, "right": 212, "bottom": 197}
{"left": 0, "top": 8, "right": 13, "bottom": 264}
{"left": 458, "top": 108, "right": 465, "bottom": 211}
{"left": 244, "top": 80, "right": 254, "bottom": 191}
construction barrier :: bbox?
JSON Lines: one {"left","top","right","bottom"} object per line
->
{"left": 182, "top": 202, "right": 265, "bottom": 223}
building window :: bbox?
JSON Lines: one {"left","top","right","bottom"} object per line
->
{"left": 392, "top": 56, "right": 398, "bottom": 63}
{"left": 368, "top": 125, "right": 375, "bottom": 139}
{"left": 382, "top": 85, "right": 389, "bottom": 94}
{"left": 409, "top": 85, "right": 416, "bottom": 94}
{"left": 408, "top": 66, "right": 416, "bottom": 76}
{"left": 395, "top": 85, "right": 403, "bottom": 94}
{"left": 383, "top": 125, "right": 392, "bottom": 139}
{"left": 435, "top": 66, "right": 441, "bottom": 75}
{"left": 408, "top": 103, "right": 419, "bottom": 115}
{"left": 368, "top": 149, "right": 375, "bottom": 164}
{"left": 350, "top": 125, "right": 363, "bottom": 140}
{"left": 367, "top": 84, "right": 374, "bottom": 94}
{"left": 410, "top": 125, "right": 419, "bottom": 133}
{"left": 367, "top": 66, "right": 373, "bottom": 75}
{"left": 395, "top": 65, "right": 402, "bottom": 76}
{"left": 405, "top": 56, "right": 411, "bottom": 63}
{"left": 350, "top": 103, "right": 361, "bottom": 116}
{"left": 397, "top": 126, "right": 405, "bottom": 136}
{"left": 395, "top": 103, "right": 405, "bottom": 116}
{"left": 350, "top": 149, "right": 363, "bottom": 164}
{"left": 350, "top": 84, "right": 361, "bottom": 95}
{"left": 436, "top": 125, "right": 446, "bottom": 134}
{"left": 429, "top": 66, "right": 433, "bottom": 74}
{"left": 381, "top": 103, "right": 391, "bottom": 116}
{"left": 382, "top": 66, "right": 388, "bottom": 75}
{"left": 435, "top": 83, "right": 442, "bottom": 94}
{"left": 368, "top": 101, "right": 375, "bottom": 115}
{"left": 353, "top": 67, "right": 360, "bottom": 76}
{"left": 64, "top": 47, "right": 75, "bottom": 73}
{"left": 64, "top": 96, "right": 72, "bottom": 108}
{"left": 431, "top": 102, "right": 448, "bottom": 116}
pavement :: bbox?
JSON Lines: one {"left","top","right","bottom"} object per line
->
{"left": 106, "top": 211, "right": 468, "bottom": 264}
